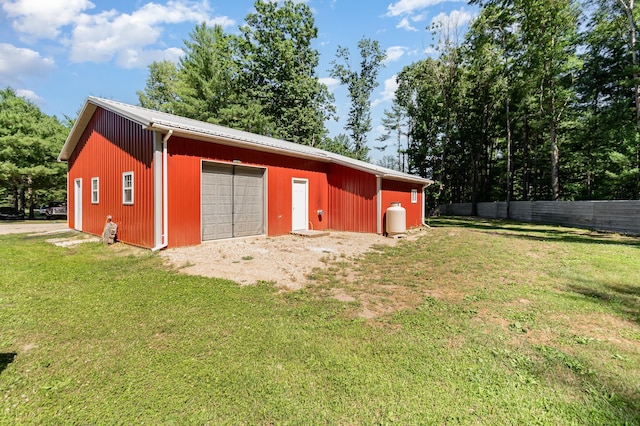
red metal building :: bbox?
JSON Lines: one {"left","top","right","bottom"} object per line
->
{"left": 58, "top": 97, "right": 433, "bottom": 249}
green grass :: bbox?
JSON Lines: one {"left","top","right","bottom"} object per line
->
{"left": 1, "top": 218, "right": 639, "bottom": 424}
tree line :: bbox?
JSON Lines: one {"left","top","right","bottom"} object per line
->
{"left": 142, "top": 0, "right": 640, "bottom": 208}
{"left": 4, "top": 0, "right": 638, "bottom": 215}
{"left": 2, "top": 0, "right": 387, "bottom": 213}
{"left": 0, "top": 88, "right": 68, "bottom": 217}
{"left": 384, "top": 0, "right": 640, "bottom": 211}
{"left": 138, "top": 0, "right": 386, "bottom": 162}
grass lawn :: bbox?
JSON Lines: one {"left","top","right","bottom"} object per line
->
{"left": 1, "top": 218, "right": 639, "bottom": 424}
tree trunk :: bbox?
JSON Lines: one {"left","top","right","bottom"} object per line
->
{"left": 12, "top": 188, "right": 19, "bottom": 210}
{"left": 522, "top": 112, "right": 530, "bottom": 200}
{"left": 619, "top": 0, "right": 640, "bottom": 197}
{"left": 551, "top": 118, "right": 559, "bottom": 200}
{"left": 27, "top": 176, "right": 35, "bottom": 220}
{"left": 471, "top": 152, "right": 479, "bottom": 216}
{"left": 506, "top": 95, "right": 512, "bottom": 218}
{"left": 19, "top": 188, "right": 25, "bottom": 212}
{"left": 397, "top": 118, "right": 403, "bottom": 172}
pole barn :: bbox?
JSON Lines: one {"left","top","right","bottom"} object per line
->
{"left": 58, "top": 97, "right": 433, "bottom": 249}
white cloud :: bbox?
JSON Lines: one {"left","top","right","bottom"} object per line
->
{"left": 423, "top": 46, "right": 437, "bottom": 55}
{"left": 3, "top": 0, "right": 235, "bottom": 69}
{"left": 372, "top": 75, "right": 398, "bottom": 107}
{"left": 384, "top": 46, "right": 407, "bottom": 64}
{"left": 387, "top": 0, "right": 463, "bottom": 34}
{"left": 117, "top": 47, "right": 185, "bottom": 69}
{"left": 2, "top": 0, "right": 95, "bottom": 40}
{"left": 16, "top": 88, "right": 44, "bottom": 104}
{"left": 396, "top": 17, "right": 418, "bottom": 32}
{"left": 69, "top": 9, "right": 163, "bottom": 64}
{"left": 319, "top": 77, "right": 340, "bottom": 91}
{"left": 132, "top": 1, "right": 214, "bottom": 26}
{"left": 0, "top": 43, "right": 55, "bottom": 86}
{"left": 412, "top": 13, "right": 427, "bottom": 22}
{"left": 207, "top": 15, "right": 236, "bottom": 28}
{"left": 67, "top": 1, "right": 234, "bottom": 68}
{"left": 431, "top": 9, "right": 473, "bottom": 31}
{"left": 386, "top": 0, "right": 450, "bottom": 17}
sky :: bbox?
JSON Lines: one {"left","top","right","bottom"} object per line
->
{"left": 0, "top": 0, "right": 476, "bottom": 162}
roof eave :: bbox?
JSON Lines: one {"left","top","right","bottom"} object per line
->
{"left": 382, "top": 174, "right": 434, "bottom": 185}
{"left": 58, "top": 97, "right": 433, "bottom": 185}
{"left": 57, "top": 101, "right": 96, "bottom": 162}
{"left": 148, "top": 122, "right": 331, "bottom": 163}
{"left": 58, "top": 97, "right": 153, "bottom": 162}
{"left": 151, "top": 122, "right": 432, "bottom": 184}
{"left": 329, "top": 156, "right": 432, "bottom": 185}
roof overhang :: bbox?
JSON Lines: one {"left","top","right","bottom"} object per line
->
{"left": 58, "top": 97, "right": 433, "bottom": 186}
{"left": 58, "top": 97, "right": 153, "bottom": 162}
{"left": 147, "top": 121, "right": 331, "bottom": 164}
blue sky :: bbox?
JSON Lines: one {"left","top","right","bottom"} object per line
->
{"left": 0, "top": 0, "right": 475, "bottom": 161}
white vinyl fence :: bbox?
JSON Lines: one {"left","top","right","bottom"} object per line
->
{"left": 438, "top": 201, "right": 640, "bottom": 235}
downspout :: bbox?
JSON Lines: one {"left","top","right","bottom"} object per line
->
{"left": 152, "top": 129, "right": 172, "bottom": 251}
{"left": 376, "top": 176, "right": 382, "bottom": 234}
{"left": 422, "top": 184, "right": 431, "bottom": 228}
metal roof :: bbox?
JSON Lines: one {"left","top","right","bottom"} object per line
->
{"left": 59, "top": 96, "right": 433, "bottom": 185}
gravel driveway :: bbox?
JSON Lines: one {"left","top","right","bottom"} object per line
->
{"left": 1, "top": 221, "right": 425, "bottom": 292}
{"left": 160, "top": 231, "right": 421, "bottom": 290}
{"left": 0, "top": 221, "right": 69, "bottom": 235}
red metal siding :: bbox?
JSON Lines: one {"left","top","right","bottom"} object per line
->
{"left": 381, "top": 180, "right": 424, "bottom": 230}
{"left": 66, "top": 108, "right": 424, "bottom": 249}
{"left": 167, "top": 136, "right": 330, "bottom": 247}
{"left": 327, "top": 164, "right": 378, "bottom": 233}
{"left": 67, "top": 108, "right": 155, "bottom": 248}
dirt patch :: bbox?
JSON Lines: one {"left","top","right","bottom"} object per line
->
{"left": 160, "top": 231, "right": 421, "bottom": 290}
{"left": 563, "top": 313, "right": 640, "bottom": 351}
{"left": 46, "top": 234, "right": 101, "bottom": 247}
{"left": 351, "top": 285, "right": 424, "bottom": 319}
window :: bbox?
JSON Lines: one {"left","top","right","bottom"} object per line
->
{"left": 411, "top": 188, "right": 418, "bottom": 204}
{"left": 91, "top": 177, "right": 99, "bottom": 204}
{"left": 123, "top": 172, "right": 134, "bottom": 205}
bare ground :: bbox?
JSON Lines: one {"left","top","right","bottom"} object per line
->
{"left": 160, "top": 229, "right": 427, "bottom": 290}
{"left": 4, "top": 222, "right": 428, "bottom": 317}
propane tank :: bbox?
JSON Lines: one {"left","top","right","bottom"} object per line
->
{"left": 386, "top": 202, "right": 406, "bottom": 236}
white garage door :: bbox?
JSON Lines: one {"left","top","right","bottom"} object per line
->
{"left": 202, "top": 163, "right": 265, "bottom": 241}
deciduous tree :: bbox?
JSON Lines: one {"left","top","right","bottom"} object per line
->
{"left": 0, "top": 88, "right": 68, "bottom": 217}
{"left": 238, "top": 0, "right": 334, "bottom": 144}
{"left": 329, "top": 37, "right": 386, "bottom": 161}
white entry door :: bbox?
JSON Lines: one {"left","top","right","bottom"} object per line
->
{"left": 74, "top": 178, "right": 82, "bottom": 231}
{"left": 291, "top": 179, "right": 308, "bottom": 231}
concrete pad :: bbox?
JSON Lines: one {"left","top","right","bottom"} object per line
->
{"left": 290, "top": 230, "right": 330, "bottom": 238}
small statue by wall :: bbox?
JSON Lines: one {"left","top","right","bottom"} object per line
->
{"left": 102, "top": 215, "right": 118, "bottom": 245}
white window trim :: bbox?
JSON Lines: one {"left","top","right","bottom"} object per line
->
{"left": 411, "top": 188, "right": 418, "bottom": 204}
{"left": 91, "top": 177, "right": 99, "bottom": 204}
{"left": 123, "top": 171, "right": 134, "bottom": 205}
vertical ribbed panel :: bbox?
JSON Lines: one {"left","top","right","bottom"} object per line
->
{"left": 327, "top": 164, "right": 377, "bottom": 233}
{"left": 68, "top": 108, "right": 155, "bottom": 248}
{"left": 166, "top": 137, "right": 202, "bottom": 247}
{"left": 381, "top": 180, "right": 424, "bottom": 230}
{"left": 67, "top": 108, "right": 424, "bottom": 248}
{"left": 167, "top": 136, "right": 330, "bottom": 247}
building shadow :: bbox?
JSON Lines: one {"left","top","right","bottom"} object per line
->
{"left": 0, "top": 352, "right": 17, "bottom": 374}
{"left": 567, "top": 282, "right": 640, "bottom": 324}
{"left": 432, "top": 217, "right": 640, "bottom": 248}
